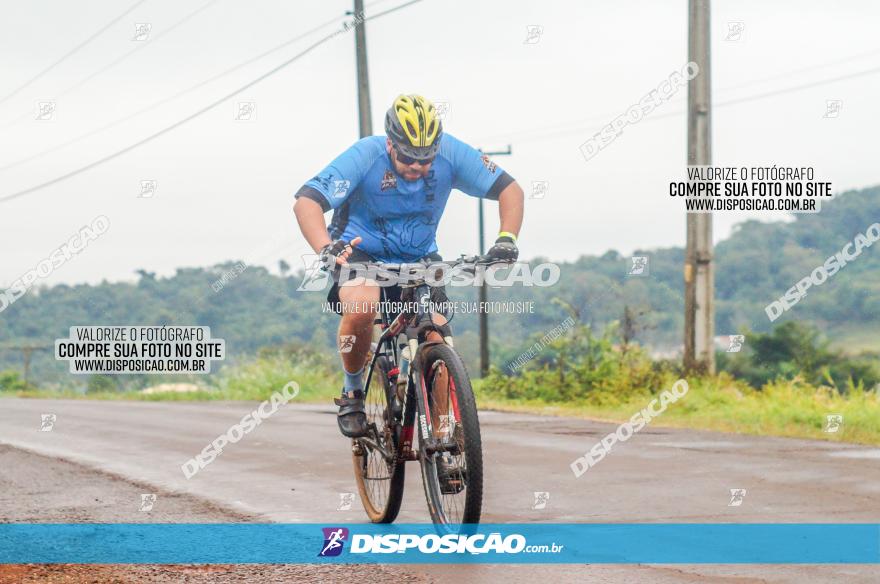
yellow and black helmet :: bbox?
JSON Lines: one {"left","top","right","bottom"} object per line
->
{"left": 384, "top": 94, "right": 443, "bottom": 160}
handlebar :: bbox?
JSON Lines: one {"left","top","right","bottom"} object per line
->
{"left": 327, "top": 255, "right": 516, "bottom": 287}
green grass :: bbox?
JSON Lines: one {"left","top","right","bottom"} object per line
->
{"left": 8, "top": 354, "right": 340, "bottom": 403}
{"left": 474, "top": 374, "right": 880, "bottom": 445}
{"left": 7, "top": 356, "right": 880, "bottom": 446}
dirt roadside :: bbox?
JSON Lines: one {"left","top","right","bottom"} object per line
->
{"left": 0, "top": 444, "right": 427, "bottom": 584}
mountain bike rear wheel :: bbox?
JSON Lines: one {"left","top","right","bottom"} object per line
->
{"left": 353, "top": 355, "right": 406, "bottom": 523}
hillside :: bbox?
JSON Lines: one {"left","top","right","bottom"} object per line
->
{"left": 1, "top": 186, "right": 878, "bottom": 387}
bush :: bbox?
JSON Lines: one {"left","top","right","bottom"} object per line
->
{"left": 211, "top": 342, "right": 338, "bottom": 401}
{"left": 481, "top": 321, "right": 678, "bottom": 405}
{"left": 717, "top": 322, "right": 880, "bottom": 391}
{"left": 0, "top": 370, "right": 31, "bottom": 392}
{"left": 86, "top": 374, "right": 121, "bottom": 393}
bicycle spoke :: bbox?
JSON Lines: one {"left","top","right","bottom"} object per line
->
{"left": 358, "top": 359, "right": 395, "bottom": 513}
{"left": 428, "top": 359, "right": 469, "bottom": 525}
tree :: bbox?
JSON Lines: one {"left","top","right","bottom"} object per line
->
{"left": 0, "top": 370, "right": 30, "bottom": 391}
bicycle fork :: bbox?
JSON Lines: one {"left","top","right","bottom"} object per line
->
{"left": 409, "top": 341, "right": 461, "bottom": 459}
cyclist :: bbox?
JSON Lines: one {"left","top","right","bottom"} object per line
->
{"left": 293, "top": 94, "right": 523, "bottom": 442}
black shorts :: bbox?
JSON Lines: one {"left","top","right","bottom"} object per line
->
{"left": 326, "top": 249, "right": 450, "bottom": 322}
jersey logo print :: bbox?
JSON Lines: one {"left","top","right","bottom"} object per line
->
{"left": 372, "top": 215, "right": 393, "bottom": 259}
{"left": 312, "top": 175, "right": 332, "bottom": 191}
{"left": 399, "top": 214, "right": 436, "bottom": 257}
{"left": 480, "top": 155, "right": 497, "bottom": 174}
{"left": 380, "top": 169, "right": 397, "bottom": 191}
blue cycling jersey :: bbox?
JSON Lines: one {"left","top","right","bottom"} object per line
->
{"left": 295, "top": 134, "right": 513, "bottom": 263}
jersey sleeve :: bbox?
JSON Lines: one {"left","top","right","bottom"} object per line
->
{"left": 294, "top": 137, "right": 381, "bottom": 212}
{"left": 446, "top": 134, "right": 515, "bottom": 201}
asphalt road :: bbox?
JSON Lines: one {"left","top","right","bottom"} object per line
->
{"left": 1, "top": 397, "right": 879, "bottom": 583}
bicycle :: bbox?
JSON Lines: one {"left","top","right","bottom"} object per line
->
{"left": 341, "top": 255, "right": 509, "bottom": 530}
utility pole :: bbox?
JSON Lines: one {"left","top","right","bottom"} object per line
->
{"left": 684, "top": 0, "right": 715, "bottom": 373}
{"left": 352, "top": 0, "right": 372, "bottom": 137}
{"left": 476, "top": 145, "right": 512, "bottom": 377}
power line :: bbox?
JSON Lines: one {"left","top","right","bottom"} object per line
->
{"left": 364, "top": 0, "right": 423, "bottom": 20}
{"left": 716, "top": 46, "right": 880, "bottom": 92}
{"left": 478, "top": 50, "right": 880, "bottom": 145}
{"left": 0, "top": 0, "right": 222, "bottom": 129}
{"left": 714, "top": 64, "right": 880, "bottom": 107}
{"left": 0, "top": 0, "right": 400, "bottom": 172}
{"left": 486, "top": 62, "right": 880, "bottom": 144}
{"left": 0, "top": 9, "right": 343, "bottom": 171}
{"left": 0, "top": 32, "right": 341, "bottom": 204}
{"left": 0, "top": 0, "right": 148, "bottom": 105}
{"left": 0, "top": 0, "right": 425, "bottom": 204}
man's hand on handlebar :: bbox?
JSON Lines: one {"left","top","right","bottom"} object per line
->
{"left": 485, "top": 234, "right": 519, "bottom": 262}
{"left": 319, "top": 236, "right": 363, "bottom": 269}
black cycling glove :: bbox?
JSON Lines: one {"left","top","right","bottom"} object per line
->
{"left": 319, "top": 239, "right": 354, "bottom": 269}
{"left": 486, "top": 234, "right": 519, "bottom": 261}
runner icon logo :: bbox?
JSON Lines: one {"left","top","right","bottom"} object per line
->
{"left": 319, "top": 527, "right": 349, "bottom": 557}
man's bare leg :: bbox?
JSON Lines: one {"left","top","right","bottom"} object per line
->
{"left": 333, "top": 278, "right": 379, "bottom": 438}
{"left": 337, "top": 278, "right": 380, "bottom": 380}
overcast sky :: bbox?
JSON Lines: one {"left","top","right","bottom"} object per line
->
{"left": 1, "top": 0, "right": 878, "bottom": 287}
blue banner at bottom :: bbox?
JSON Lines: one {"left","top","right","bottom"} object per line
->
{"left": 1, "top": 524, "right": 877, "bottom": 564}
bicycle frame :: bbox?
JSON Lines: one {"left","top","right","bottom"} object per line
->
{"left": 359, "top": 283, "right": 458, "bottom": 465}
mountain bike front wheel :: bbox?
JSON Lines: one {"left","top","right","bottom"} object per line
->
{"left": 418, "top": 344, "right": 483, "bottom": 528}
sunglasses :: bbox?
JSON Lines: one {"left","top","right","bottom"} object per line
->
{"left": 394, "top": 147, "right": 435, "bottom": 166}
